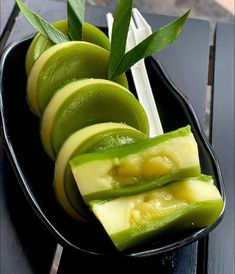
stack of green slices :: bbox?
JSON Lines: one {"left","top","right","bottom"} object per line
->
{"left": 17, "top": 0, "right": 224, "bottom": 251}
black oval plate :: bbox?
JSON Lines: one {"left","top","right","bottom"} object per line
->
{"left": 0, "top": 36, "right": 226, "bottom": 257}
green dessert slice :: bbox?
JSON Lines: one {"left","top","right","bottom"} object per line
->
{"left": 25, "top": 20, "right": 111, "bottom": 75}
{"left": 54, "top": 122, "right": 147, "bottom": 221}
{"left": 40, "top": 78, "right": 149, "bottom": 160}
{"left": 70, "top": 126, "right": 201, "bottom": 202}
{"left": 27, "top": 41, "right": 128, "bottom": 116}
{"left": 90, "top": 175, "right": 224, "bottom": 251}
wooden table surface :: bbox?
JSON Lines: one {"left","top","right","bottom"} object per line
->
{"left": 0, "top": 1, "right": 234, "bottom": 274}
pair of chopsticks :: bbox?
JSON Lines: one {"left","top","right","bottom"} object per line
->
{"left": 106, "top": 8, "right": 163, "bottom": 137}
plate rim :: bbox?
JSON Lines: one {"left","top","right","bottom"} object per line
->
{"left": 0, "top": 36, "right": 226, "bottom": 258}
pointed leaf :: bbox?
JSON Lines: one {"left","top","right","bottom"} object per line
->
{"left": 109, "top": 9, "right": 191, "bottom": 80}
{"left": 108, "top": 0, "right": 133, "bottom": 80}
{"left": 16, "top": 0, "right": 69, "bottom": 44}
{"left": 67, "top": 0, "right": 85, "bottom": 40}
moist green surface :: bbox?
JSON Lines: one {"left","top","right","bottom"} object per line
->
{"left": 26, "top": 20, "right": 111, "bottom": 75}
{"left": 32, "top": 42, "right": 128, "bottom": 115}
{"left": 111, "top": 200, "right": 223, "bottom": 251}
{"left": 90, "top": 176, "right": 224, "bottom": 251}
{"left": 51, "top": 83, "right": 149, "bottom": 155}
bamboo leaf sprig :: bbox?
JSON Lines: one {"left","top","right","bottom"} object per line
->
{"left": 16, "top": 0, "right": 190, "bottom": 80}
{"left": 108, "top": 0, "right": 190, "bottom": 80}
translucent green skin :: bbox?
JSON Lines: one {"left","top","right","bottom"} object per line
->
{"left": 90, "top": 176, "right": 224, "bottom": 251}
{"left": 25, "top": 20, "right": 111, "bottom": 75}
{"left": 64, "top": 128, "right": 147, "bottom": 220}
{"left": 71, "top": 126, "right": 201, "bottom": 202}
{"left": 110, "top": 200, "right": 223, "bottom": 251}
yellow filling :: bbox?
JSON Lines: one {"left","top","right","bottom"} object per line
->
{"left": 129, "top": 190, "right": 187, "bottom": 225}
{"left": 112, "top": 146, "right": 178, "bottom": 185}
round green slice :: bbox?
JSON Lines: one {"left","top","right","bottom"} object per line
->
{"left": 27, "top": 41, "right": 128, "bottom": 117}
{"left": 25, "top": 20, "right": 111, "bottom": 75}
{"left": 54, "top": 122, "right": 147, "bottom": 221}
{"left": 40, "top": 78, "right": 149, "bottom": 160}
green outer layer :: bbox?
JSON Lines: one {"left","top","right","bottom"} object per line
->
{"left": 83, "top": 167, "right": 200, "bottom": 202}
{"left": 89, "top": 175, "right": 223, "bottom": 251}
{"left": 71, "top": 128, "right": 147, "bottom": 154}
{"left": 109, "top": 199, "right": 223, "bottom": 251}
{"left": 51, "top": 81, "right": 149, "bottom": 156}
{"left": 71, "top": 125, "right": 191, "bottom": 166}
{"left": 27, "top": 41, "right": 128, "bottom": 117}
{"left": 25, "top": 20, "right": 111, "bottom": 75}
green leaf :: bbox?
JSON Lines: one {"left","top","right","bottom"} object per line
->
{"left": 108, "top": 0, "right": 133, "bottom": 80}
{"left": 16, "top": 0, "right": 69, "bottom": 44}
{"left": 67, "top": 0, "right": 85, "bottom": 40}
{"left": 109, "top": 9, "right": 191, "bottom": 80}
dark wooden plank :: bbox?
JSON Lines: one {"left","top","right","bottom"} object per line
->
{"left": 208, "top": 22, "right": 235, "bottom": 274}
{"left": 0, "top": 0, "right": 15, "bottom": 36}
{"left": 147, "top": 15, "right": 210, "bottom": 130}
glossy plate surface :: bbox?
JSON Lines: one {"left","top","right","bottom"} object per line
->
{"left": 0, "top": 36, "right": 225, "bottom": 257}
